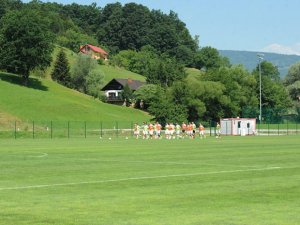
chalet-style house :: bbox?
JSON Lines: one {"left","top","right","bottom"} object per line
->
{"left": 79, "top": 44, "right": 108, "bottom": 60}
{"left": 101, "top": 78, "right": 145, "bottom": 103}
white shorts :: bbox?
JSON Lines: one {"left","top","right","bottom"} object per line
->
{"left": 149, "top": 130, "right": 154, "bottom": 135}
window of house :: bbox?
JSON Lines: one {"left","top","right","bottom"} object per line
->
{"left": 108, "top": 92, "right": 116, "bottom": 98}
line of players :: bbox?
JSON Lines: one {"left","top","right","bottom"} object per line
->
{"left": 133, "top": 122, "right": 208, "bottom": 140}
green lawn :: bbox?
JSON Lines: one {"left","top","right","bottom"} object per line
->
{"left": 0, "top": 136, "right": 299, "bottom": 225}
{"left": 98, "top": 65, "right": 146, "bottom": 85}
{"left": 0, "top": 72, "right": 150, "bottom": 122}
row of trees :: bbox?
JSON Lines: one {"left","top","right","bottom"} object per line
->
{"left": 0, "top": 1, "right": 197, "bottom": 82}
{"left": 108, "top": 44, "right": 294, "bottom": 123}
{"left": 131, "top": 61, "right": 292, "bottom": 124}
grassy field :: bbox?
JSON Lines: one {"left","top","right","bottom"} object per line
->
{"left": 0, "top": 136, "right": 299, "bottom": 225}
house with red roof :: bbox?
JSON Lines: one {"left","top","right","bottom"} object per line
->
{"left": 79, "top": 44, "right": 108, "bottom": 60}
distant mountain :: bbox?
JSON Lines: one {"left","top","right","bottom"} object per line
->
{"left": 219, "top": 50, "right": 300, "bottom": 78}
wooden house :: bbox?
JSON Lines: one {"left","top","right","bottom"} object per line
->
{"left": 79, "top": 44, "right": 108, "bottom": 60}
{"left": 101, "top": 78, "right": 145, "bottom": 104}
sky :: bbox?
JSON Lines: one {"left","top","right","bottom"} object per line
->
{"left": 23, "top": 0, "right": 300, "bottom": 55}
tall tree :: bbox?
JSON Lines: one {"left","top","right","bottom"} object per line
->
{"left": 51, "top": 49, "right": 71, "bottom": 87}
{"left": 0, "top": 8, "right": 54, "bottom": 85}
{"left": 71, "top": 54, "right": 97, "bottom": 93}
{"left": 97, "top": 3, "right": 123, "bottom": 54}
{"left": 0, "top": 0, "right": 23, "bottom": 19}
{"left": 284, "top": 61, "right": 300, "bottom": 86}
{"left": 194, "top": 46, "right": 223, "bottom": 71}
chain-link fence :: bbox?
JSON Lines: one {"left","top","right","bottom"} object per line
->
{"left": 0, "top": 121, "right": 135, "bottom": 139}
{"left": 0, "top": 120, "right": 300, "bottom": 139}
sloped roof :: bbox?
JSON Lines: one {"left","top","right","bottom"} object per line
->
{"left": 101, "top": 78, "right": 146, "bottom": 91}
{"left": 80, "top": 44, "right": 108, "bottom": 55}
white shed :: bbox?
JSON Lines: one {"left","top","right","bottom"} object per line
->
{"left": 220, "top": 118, "right": 256, "bottom": 136}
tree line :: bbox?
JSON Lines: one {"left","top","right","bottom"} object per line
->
{"left": 0, "top": 0, "right": 299, "bottom": 123}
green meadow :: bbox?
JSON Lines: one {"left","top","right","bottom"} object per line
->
{"left": 0, "top": 136, "right": 299, "bottom": 225}
{"left": 0, "top": 72, "right": 150, "bottom": 122}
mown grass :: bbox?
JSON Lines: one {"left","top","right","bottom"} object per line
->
{"left": 0, "top": 72, "right": 150, "bottom": 122}
{"left": 0, "top": 136, "right": 299, "bottom": 225}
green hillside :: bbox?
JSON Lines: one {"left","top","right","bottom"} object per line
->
{"left": 43, "top": 46, "right": 146, "bottom": 85}
{"left": 0, "top": 72, "right": 150, "bottom": 123}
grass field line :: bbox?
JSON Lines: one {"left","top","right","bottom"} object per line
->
{"left": 28, "top": 152, "right": 48, "bottom": 158}
{"left": 7, "top": 152, "right": 48, "bottom": 158}
{"left": 79, "top": 158, "right": 261, "bottom": 168}
{"left": 0, "top": 166, "right": 281, "bottom": 191}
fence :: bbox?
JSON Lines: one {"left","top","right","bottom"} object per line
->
{"left": 0, "top": 120, "right": 300, "bottom": 139}
{"left": 0, "top": 121, "right": 135, "bottom": 139}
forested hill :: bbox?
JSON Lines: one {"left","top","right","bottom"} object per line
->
{"left": 219, "top": 50, "right": 300, "bottom": 78}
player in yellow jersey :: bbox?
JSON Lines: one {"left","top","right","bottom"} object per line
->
{"left": 216, "top": 122, "right": 221, "bottom": 138}
{"left": 142, "top": 122, "right": 149, "bottom": 139}
{"left": 175, "top": 123, "right": 181, "bottom": 139}
{"left": 134, "top": 123, "right": 140, "bottom": 139}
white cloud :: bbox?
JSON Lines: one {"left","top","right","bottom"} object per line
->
{"left": 261, "top": 43, "right": 300, "bottom": 56}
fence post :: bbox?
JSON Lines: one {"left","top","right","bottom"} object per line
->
{"left": 131, "top": 121, "right": 133, "bottom": 137}
{"left": 287, "top": 121, "right": 288, "bottom": 135}
{"left": 32, "top": 121, "right": 35, "bottom": 139}
{"left": 68, "top": 121, "right": 70, "bottom": 138}
{"left": 51, "top": 121, "right": 53, "bottom": 139}
{"left": 268, "top": 122, "right": 269, "bottom": 136}
{"left": 296, "top": 123, "right": 298, "bottom": 135}
{"left": 116, "top": 121, "right": 119, "bottom": 138}
{"left": 84, "top": 121, "right": 87, "bottom": 138}
{"left": 14, "top": 121, "right": 17, "bottom": 139}
{"left": 209, "top": 121, "right": 212, "bottom": 137}
{"left": 278, "top": 123, "right": 279, "bottom": 136}
{"left": 100, "top": 121, "right": 103, "bottom": 138}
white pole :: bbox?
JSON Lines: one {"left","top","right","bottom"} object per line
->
{"left": 257, "top": 54, "right": 264, "bottom": 124}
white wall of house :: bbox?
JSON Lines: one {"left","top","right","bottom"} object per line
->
{"left": 105, "top": 90, "right": 123, "bottom": 98}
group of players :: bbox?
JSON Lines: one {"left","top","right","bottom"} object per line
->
{"left": 133, "top": 122, "right": 213, "bottom": 140}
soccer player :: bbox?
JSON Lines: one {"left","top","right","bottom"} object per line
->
{"left": 189, "top": 122, "right": 194, "bottom": 138}
{"left": 192, "top": 122, "right": 196, "bottom": 139}
{"left": 155, "top": 122, "right": 162, "bottom": 139}
{"left": 142, "top": 122, "right": 149, "bottom": 139}
{"left": 175, "top": 123, "right": 181, "bottom": 139}
{"left": 199, "top": 123, "right": 206, "bottom": 139}
{"left": 149, "top": 123, "right": 154, "bottom": 139}
{"left": 181, "top": 122, "right": 187, "bottom": 139}
{"left": 133, "top": 123, "right": 140, "bottom": 139}
{"left": 165, "top": 123, "right": 170, "bottom": 139}
{"left": 169, "top": 123, "right": 175, "bottom": 139}
{"left": 216, "top": 122, "right": 221, "bottom": 138}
